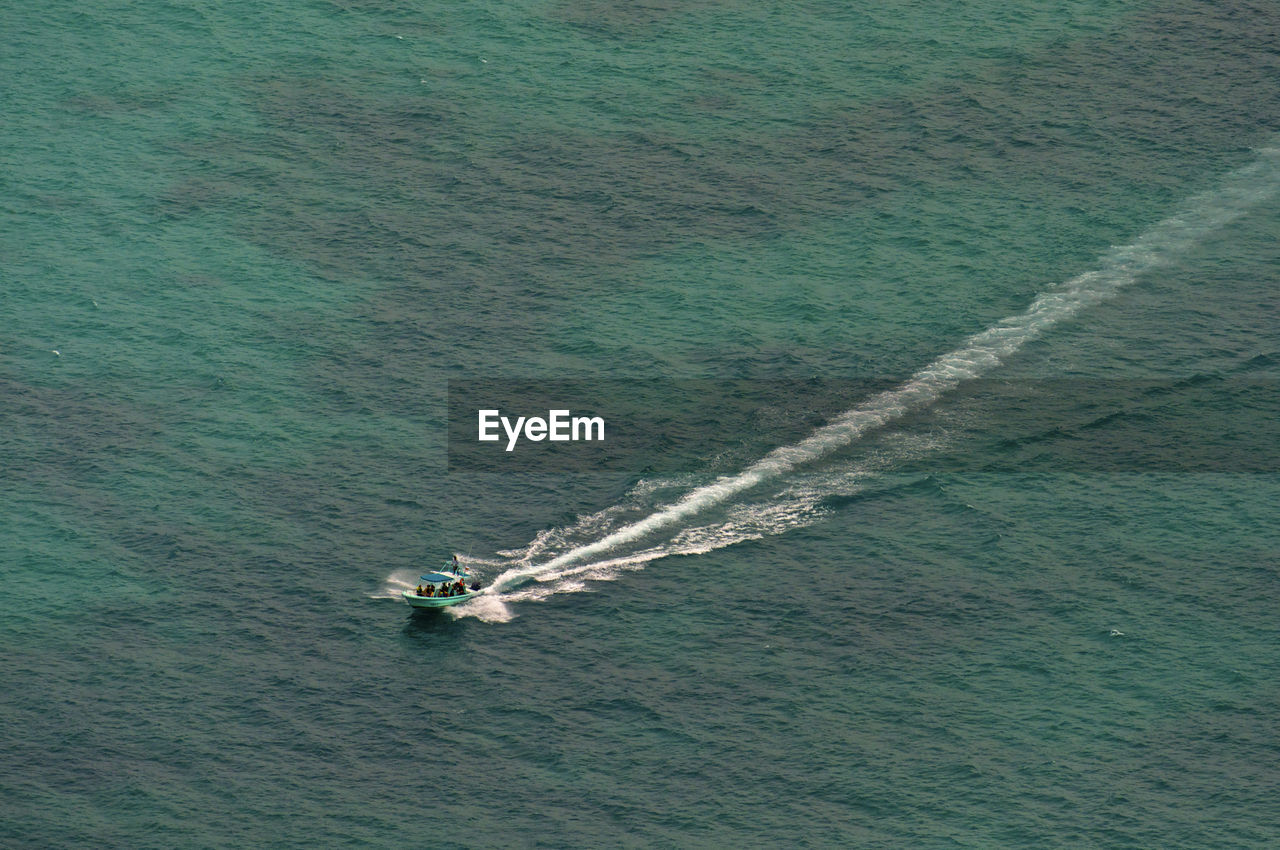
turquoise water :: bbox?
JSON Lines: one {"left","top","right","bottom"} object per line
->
{"left": 4, "top": 0, "right": 1279, "bottom": 846}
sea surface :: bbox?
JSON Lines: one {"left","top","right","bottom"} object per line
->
{"left": 4, "top": 1, "right": 1280, "bottom": 847}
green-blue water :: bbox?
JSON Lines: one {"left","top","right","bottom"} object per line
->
{"left": 4, "top": 1, "right": 1279, "bottom": 846}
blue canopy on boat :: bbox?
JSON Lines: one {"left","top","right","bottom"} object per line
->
{"left": 418, "top": 572, "right": 457, "bottom": 583}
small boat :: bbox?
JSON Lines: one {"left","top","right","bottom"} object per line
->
{"left": 402, "top": 569, "right": 481, "bottom": 609}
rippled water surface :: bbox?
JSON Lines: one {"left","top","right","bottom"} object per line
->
{"left": 3, "top": 1, "right": 1279, "bottom": 846}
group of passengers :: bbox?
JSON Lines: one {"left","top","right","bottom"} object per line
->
{"left": 415, "top": 580, "right": 469, "bottom": 598}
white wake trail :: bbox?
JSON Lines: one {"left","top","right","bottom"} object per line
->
{"left": 474, "top": 144, "right": 1280, "bottom": 603}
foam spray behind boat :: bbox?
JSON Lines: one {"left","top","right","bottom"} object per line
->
{"left": 455, "top": 143, "right": 1280, "bottom": 621}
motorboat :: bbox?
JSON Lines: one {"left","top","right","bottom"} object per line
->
{"left": 402, "top": 569, "right": 481, "bottom": 609}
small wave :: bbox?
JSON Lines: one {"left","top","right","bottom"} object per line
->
{"left": 369, "top": 569, "right": 419, "bottom": 600}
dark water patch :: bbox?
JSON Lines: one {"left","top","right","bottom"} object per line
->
{"left": 798, "top": 0, "right": 1280, "bottom": 237}
{"left": 167, "top": 76, "right": 787, "bottom": 286}
{"left": 446, "top": 376, "right": 896, "bottom": 473}
{"left": 551, "top": 0, "right": 731, "bottom": 38}
{"left": 157, "top": 0, "right": 1280, "bottom": 396}
{"left": 936, "top": 378, "right": 1280, "bottom": 473}
{"left": 63, "top": 88, "right": 176, "bottom": 116}
{"left": 1, "top": 363, "right": 451, "bottom": 611}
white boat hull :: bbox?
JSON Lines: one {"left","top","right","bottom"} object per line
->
{"left": 402, "top": 589, "right": 480, "bottom": 609}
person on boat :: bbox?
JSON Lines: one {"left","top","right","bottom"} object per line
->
{"left": 416, "top": 585, "right": 425, "bottom": 596}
